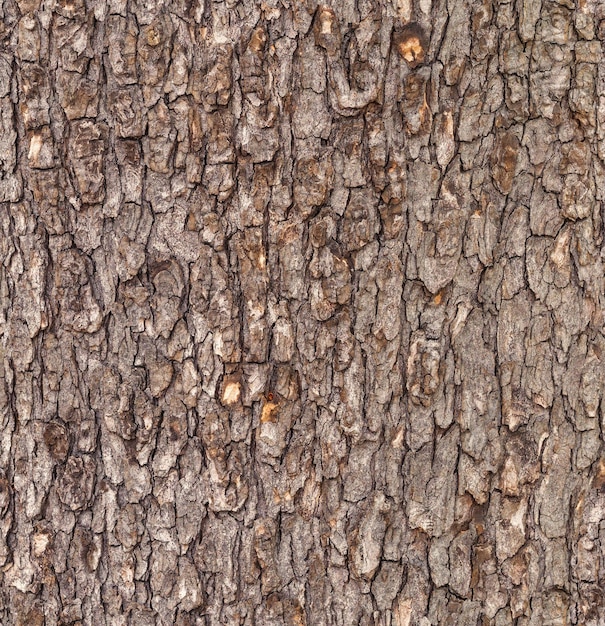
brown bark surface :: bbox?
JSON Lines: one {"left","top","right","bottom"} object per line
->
{"left": 1, "top": 0, "right": 605, "bottom": 624}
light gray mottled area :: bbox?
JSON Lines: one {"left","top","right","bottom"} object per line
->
{"left": 0, "top": 0, "right": 604, "bottom": 624}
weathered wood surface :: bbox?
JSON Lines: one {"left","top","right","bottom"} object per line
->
{"left": 1, "top": 0, "right": 604, "bottom": 624}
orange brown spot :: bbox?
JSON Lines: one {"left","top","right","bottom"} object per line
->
{"left": 399, "top": 37, "right": 424, "bottom": 64}
{"left": 394, "top": 23, "right": 427, "bottom": 67}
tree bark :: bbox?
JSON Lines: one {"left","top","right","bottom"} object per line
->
{"left": 1, "top": 0, "right": 604, "bottom": 624}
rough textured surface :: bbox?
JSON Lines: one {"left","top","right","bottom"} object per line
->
{"left": 1, "top": 0, "right": 605, "bottom": 624}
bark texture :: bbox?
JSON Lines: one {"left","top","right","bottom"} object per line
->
{"left": 1, "top": 0, "right": 605, "bottom": 624}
